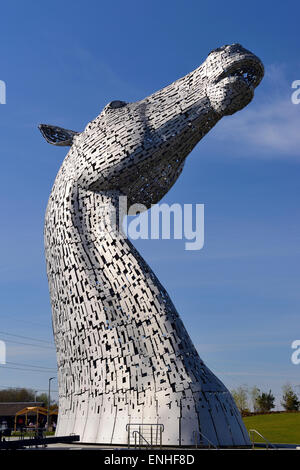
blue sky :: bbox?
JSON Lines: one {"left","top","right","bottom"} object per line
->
{"left": 0, "top": 0, "right": 299, "bottom": 407}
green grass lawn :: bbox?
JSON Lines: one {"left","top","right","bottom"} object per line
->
{"left": 243, "top": 413, "right": 300, "bottom": 444}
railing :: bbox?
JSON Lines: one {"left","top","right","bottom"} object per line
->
{"left": 126, "top": 423, "right": 164, "bottom": 448}
{"left": 132, "top": 431, "right": 151, "bottom": 448}
{"left": 193, "top": 430, "right": 218, "bottom": 449}
{"left": 249, "top": 429, "right": 276, "bottom": 449}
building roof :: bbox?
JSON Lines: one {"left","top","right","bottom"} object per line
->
{"left": 0, "top": 402, "right": 44, "bottom": 416}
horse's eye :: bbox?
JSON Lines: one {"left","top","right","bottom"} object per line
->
{"left": 106, "top": 100, "right": 127, "bottom": 109}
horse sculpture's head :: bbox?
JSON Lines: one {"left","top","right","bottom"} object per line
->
{"left": 205, "top": 43, "right": 264, "bottom": 115}
{"left": 40, "top": 43, "right": 263, "bottom": 208}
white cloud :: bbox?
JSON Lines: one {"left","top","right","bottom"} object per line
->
{"left": 215, "top": 99, "right": 300, "bottom": 157}
{"left": 203, "top": 63, "right": 300, "bottom": 158}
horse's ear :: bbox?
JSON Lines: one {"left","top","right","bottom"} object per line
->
{"left": 38, "top": 124, "right": 80, "bottom": 146}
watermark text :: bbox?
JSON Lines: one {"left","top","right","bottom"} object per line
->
{"left": 0, "top": 340, "right": 6, "bottom": 364}
{"left": 98, "top": 197, "right": 205, "bottom": 251}
{"left": 291, "top": 340, "right": 300, "bottom": 365}
{"left": 0, "top": 80, "right": 6, "bottom": 104}
{"left": 291, "top": 80, "right": 300, "bottom": 104}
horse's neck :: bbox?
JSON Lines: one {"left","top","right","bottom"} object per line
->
{"left": 45, "top": 179, "right": 201, "bottom": 395}
{"left": 45, "top": 183, "right": 170, "bottom": 327}
{"left": 77, "top": 188, "right": 123, "bottom": 247}
{"left": 74, "top": 187, "right": 170, "bottom": 304}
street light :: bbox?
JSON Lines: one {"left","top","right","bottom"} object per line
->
{"left": 47, "top": 376, "right": 56, "bottom": 431}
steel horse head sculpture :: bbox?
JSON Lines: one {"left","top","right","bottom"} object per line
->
{"left": 40, "top": 44, "right": 264, "bottom": 446}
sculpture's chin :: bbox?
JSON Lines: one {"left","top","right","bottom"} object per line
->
{"left": 207, "top": 77, "right": 254, "bottom": 116}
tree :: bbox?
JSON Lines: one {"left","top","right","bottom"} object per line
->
{"left": 0, "top": 387, "right": 35, "bottom": 402}
{"left": 249, "top": 386, "right": 260, "bottom": 412}
{"left": 36, "top": 393, "right": 58, "bottom": 409}
{"left": 0, "top": 388, "right": 57, "bottom": 408}
{"left": 231, "top": 386, "right": 250, "bottom": 413}
{"left": 281, "top": 383, "right": 300, "bottom": 411}
{"left": 36, "top": 393, "right": 49, "bottom": 407}
{"left": 256, "top": 390, "right": 275, "bottom": 413}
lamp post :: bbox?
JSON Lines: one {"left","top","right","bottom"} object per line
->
{"left": 47, "top": 377, "right": 55, "bottom": 431}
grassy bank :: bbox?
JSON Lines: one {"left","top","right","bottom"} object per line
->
{"left": 243, "top": 412, "right": 300, "bottom": 444}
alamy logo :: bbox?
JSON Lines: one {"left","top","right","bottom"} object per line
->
{"left": 125, "top": 201, "right": 205, "bottom": 251}
{"left": 291, "top": 81, "right": 300, "bottom": 104}
{"left": 0, "top": 80, "right": 6, "bottom": 104}
{"left": 291, "top": 340, "right": 300, "bottom": 365}
{"left": 0, "top": 340, "right": 6, "bottom": 364}
{"left": 98, "top": 197, "right": 205, "bottom": 251}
